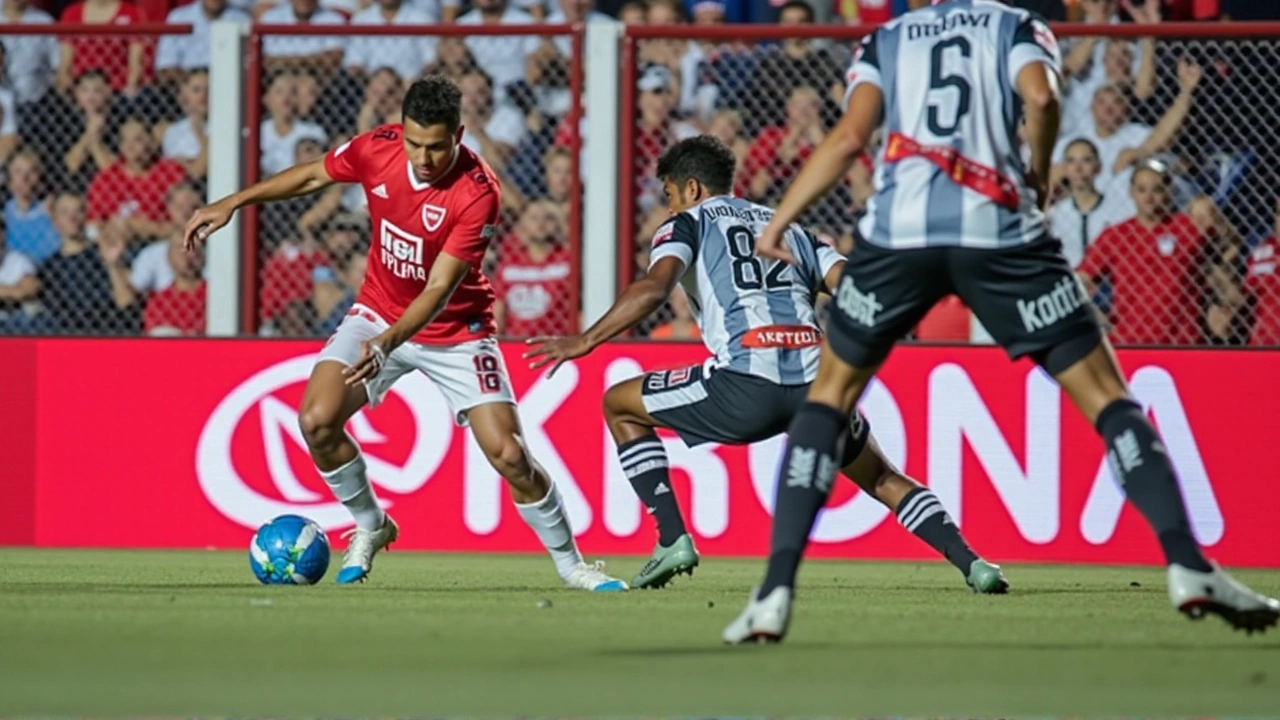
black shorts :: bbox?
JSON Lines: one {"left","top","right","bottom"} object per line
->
{"left": 826, "top": 235, "right": 1103, "bottom": 373}
{"left": 639, "top": 363, "right": 870, "bottom": 463}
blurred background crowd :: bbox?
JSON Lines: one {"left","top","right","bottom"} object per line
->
{"left": 0, "top": 0, "right": 1277, "bottom": 347}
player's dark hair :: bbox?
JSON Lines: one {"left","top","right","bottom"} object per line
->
{"left": 402, "top": 75, "right": 462, "bottom": 132}
{"left": 779, "top": 0, "right": 814, "bottom": 22}
{"left": 656, "top": 135, "right": 737, "bottom": 196}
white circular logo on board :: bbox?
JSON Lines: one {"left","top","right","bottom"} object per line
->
{"left": 196, "top": 355, "right": 454, "bottom": 530}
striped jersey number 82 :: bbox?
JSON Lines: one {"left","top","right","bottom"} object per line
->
{"left": 727, "top": 225, "right": 790, "bottom": 291}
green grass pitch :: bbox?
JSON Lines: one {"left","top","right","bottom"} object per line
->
{"left": 1, "top": 548, "right": 1278, "bottom": 716}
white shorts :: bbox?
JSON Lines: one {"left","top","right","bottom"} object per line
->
{"left": 316, "top": 304, "right": 515, "bottom": 426}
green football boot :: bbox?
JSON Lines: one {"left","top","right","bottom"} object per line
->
{"left": 966, "top": 559, "right": 1010, "bottom": 594}
{"left": 631, "top": 533, "right": 700, "bottom": 589}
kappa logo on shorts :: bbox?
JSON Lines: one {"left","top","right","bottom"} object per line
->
{"left": 835, "top": 277, "right": 883, "bottom": 327}
{"left": 1017, "top": 275, "right": 1087, "bottom": 333}
{"left": 423, "top": 204, "right": 447, "bottom": 232}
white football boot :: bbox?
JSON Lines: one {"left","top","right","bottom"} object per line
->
{"left": 562, "top": 560, "right": 629, "bottom": 592}
{"left": 1168, "top": 561, "right": 1280, "bottom": 635}
{"left": 335, "top": 514, "right": 399, "bottom": 584}
{"left": 722, "top": 586, "right": 792, "bottom": 644}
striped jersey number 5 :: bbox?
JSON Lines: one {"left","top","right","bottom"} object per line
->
{"left": 927, "top": 37, "right": 972, "bottom": 137}
{"left": 727, "top": 225, "right": 789, "bottom": 291}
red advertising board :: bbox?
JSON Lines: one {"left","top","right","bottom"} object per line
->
{"left": 1, "top": 339, "right": 1276, "bottom": 568}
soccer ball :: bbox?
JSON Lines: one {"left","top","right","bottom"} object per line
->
{"left": 249, "top": 514, "right": 331, "bottom": 585}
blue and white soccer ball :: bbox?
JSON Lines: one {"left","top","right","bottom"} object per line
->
{"left": 249, "top": 514, "right": 331, "bottom": 585}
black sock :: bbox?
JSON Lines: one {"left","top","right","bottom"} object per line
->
{"left": 1096, "top": 399, "right": 1211, "bottom": 572}
{"left": 617, "top": 436, "right": 686, "bottom": 546}
{"left": 896, "top": 487, "right": 978, "bottom": 575}
{"left": 758, "top": 402, "right": 847, "bottom": 600}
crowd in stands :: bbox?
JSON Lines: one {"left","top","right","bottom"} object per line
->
{"left": 0, "top": 0, "right": 1276, "bottom": 346}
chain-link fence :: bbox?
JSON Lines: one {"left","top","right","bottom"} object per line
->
{"left": 247, "top": 23, "right": 584, "bottom": 341}
{"left": 0, "top": 23, "right": 205, "bottom": 337}
{"left": 622, "top": 22, "right": 1280, "bottom": 347}
{"left": 0, "top": 20, "right": 583, "bottom": 340}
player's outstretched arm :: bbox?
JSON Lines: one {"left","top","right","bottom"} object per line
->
{"left": 182, "top": 159, "right": 336, "bottom": 251}
{"left": 757, "top": 83, "right": 882, "bottom": 265}
{"left": 524, "top": 256, "right": 685, "bottom": 378}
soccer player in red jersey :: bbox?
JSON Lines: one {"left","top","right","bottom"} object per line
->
{"left": 183, "top": 76, "right": 625, "bottom": 591}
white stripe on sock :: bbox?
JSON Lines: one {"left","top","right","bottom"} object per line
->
{"left": 899, "top": 494, "right": 942, "bottom": 530}
{"left": 621, "top": 448, "right": 669, "bottom": 470}
{"left": 618, "top": 439, "right": 664, "bottom": 462}
{"left": 905, "top": 503, "right": 944, "bottom": 532}
{"left": 623, "top": 458, "right": 670, "bottom": 479}
{"left": 896, "top": 490, "right": 931, "bottom": 525}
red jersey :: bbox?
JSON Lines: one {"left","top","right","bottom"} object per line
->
{"left": 259, "top": 244, "right": 328, "bottom": 323}
{"left": 1245, "top": 236, "right": 1280, "bottom": 346}
{"left": 492, "top": 236, "right": 574, "bottom": 339}
{"left": 61, "top": 1, "right": 152, "bottom": 91}
{"left": 86, "top": 159, "right": 185, "bottom": 223}
{"left": 1077, "top": 214, "right": 1206, "bottom": 346}
{"left": 324, "top": 125, "right": 501, "bottom": 344}
{"left": 743, "top": 126, "right": 817, "bottom": 187}
{"left": 834, "top": 0, "right": 892, "bottom": 24}
{"left": 144, "top": 280, "right": 205, "bottom": 335}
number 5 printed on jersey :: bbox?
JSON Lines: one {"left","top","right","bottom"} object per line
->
{"left": 928, "top": 37, "right": 972, "bottom": 137}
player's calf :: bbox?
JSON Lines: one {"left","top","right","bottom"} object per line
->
{"left": 299, "top": 360, "right": 392, "bottom": 582}
{"left": 604, "top": 378, "right": 698, "bottom": 589}
{"left": 1053, "top": 341, "right": 1211, "bottom": 573}
{"left": 298, "top": 361, "right": 387, "bottom": 538}
{"left": 468, "top": 402, "right": 627, "bottom": 591}
{"left": 842, "top": 438, "right": 1007, "bottom": 593}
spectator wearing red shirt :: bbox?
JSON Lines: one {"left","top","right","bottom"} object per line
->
{"left": 58, "top": 0, "right": 149, "bottom": 96}
{"left": 833, "top": 0, "right": 892, "bottom": 24}
{"left": 85, "top": 117, "right": 186, "bottom": 244}
{"left": 1244, "top": 196, "right": 1280, "bottom": 346}
{"left": 1077, "top": 161, "right": 1207, "bottom": 346}
{"left": 743, "top": 85, "right": 824, "bottom": 203}
{"left": 143, "top": 235, "right": 205, "bottom": 335}
{"left": 493, "top": 200, "right": 573, "bottom": 338}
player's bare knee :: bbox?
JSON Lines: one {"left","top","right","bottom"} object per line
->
{"left": 298, "top": 406, "right": 342, "bottom": 451}
{"left": 487, "top": 438, "right": 532, "bottom": 481}
{"left": 602, "top": 383, "right": 626, "bottom": 421}
{"left": 603, "top": 384, "right": 647, "bottom": 441}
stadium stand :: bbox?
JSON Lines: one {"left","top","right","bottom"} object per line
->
{"left": 0, "top": 0, "right": 1276, "bottom": 348}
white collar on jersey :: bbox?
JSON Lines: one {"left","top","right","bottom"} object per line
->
{"left": 405, "top": 147, "right": 461, "bottom": 192}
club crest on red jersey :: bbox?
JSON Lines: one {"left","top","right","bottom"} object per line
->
{"left": 423, "top": 204, "right": 447, "bottom": 232}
